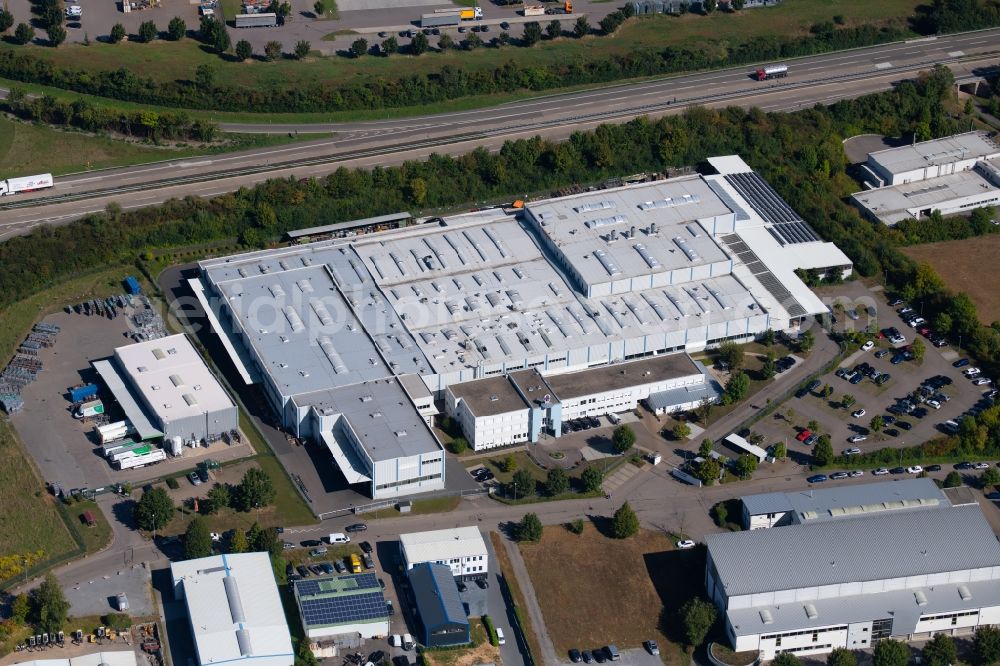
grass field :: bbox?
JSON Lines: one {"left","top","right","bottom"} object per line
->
{"left": 902, "top": 235, "right": 1000, "bottom": 324}
{"left": 0, "top": 419, "right": 79, "bottom": 584}
{"left": 0, "top": 0, "right": 920, "bottom": 123}
{"left": 519, "top": 522, "right": 703, "bottom": 661}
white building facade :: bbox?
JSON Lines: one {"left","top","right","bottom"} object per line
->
{"left": 705, "top": 504, "right": 1000, "bottom": 661}
{"left": 400, "top": 527, "right": 489, "bottom": 582}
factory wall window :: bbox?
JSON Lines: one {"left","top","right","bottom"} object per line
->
{"left": 762, "top": 627, "right": 848, "bottom": 641}
{"left": 375, "top": 472, "right": 442, "bottom": 490}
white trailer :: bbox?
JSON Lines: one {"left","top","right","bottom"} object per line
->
{"left": 522, "top": 5, "right": 545, "bottom": 15}
{"left": 0, "top": 173, "right": 54, "bottom": 196}
{"left": 117, "top": 449, "right": 166, "bottom": 470}
{"left": 235, "top": 12, "right": 276, "bottom": 27}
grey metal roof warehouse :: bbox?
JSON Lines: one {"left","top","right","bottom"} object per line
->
{"left": 706, "top": 504, "right": 1000, "bottom": 597}
{"left": 408, "top": 563, "right": 468, "bottom": 637}
{"left": 740, "top": 477, "right": 946, "bottom": 524}
{"left": 867, "top": 131, "right": 1000, "bottom": 176}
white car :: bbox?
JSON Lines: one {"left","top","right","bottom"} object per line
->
{"left": 848, "top": 470, "right": 864, "bottom": 478}
{"left": 852, "top": 409, "right": 866, "bottom": 418}
{"left": 676, "top": 540, "right": 696, "bottom": 550}
{"left": 926, "top": 399, "right": 941, "bottom": 410}
{"left": 974, "top": 462, "right": 991, "bottom": 470}
{"left": 873, "top": 467, "right": 890, "bottom": 476}
{"left": 964, "top": 367, "right": 981, "bottom": 377}
{"left": 906, "top": 466, "right": 923, "bottom": 474}
{"left": 861, "top": 341, "right": 875, "bottom": 352}
{"left": 210, "top": 532, "right": 222, "bottom": 542}
{"left": 973, "top": 378, "right": 992, "bottom": 386}
{"left": 843, "top": 447, "right": 862, "bottom": 455}
{"left": 848, "top": 435, "right": 867, "bottom": 444}
{"left": 65, "top": 4, "right": 82, "bottom": 16}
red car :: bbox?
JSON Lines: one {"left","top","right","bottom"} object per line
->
{"left": 796, "top": 429, "right": 812, "bottom": 442}
{"left": 919, "top": 327, "right": 932, "bottom": 337}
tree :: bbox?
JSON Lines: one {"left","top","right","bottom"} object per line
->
{"left": 253, "top": 522, "right": 281, "bottom": 556}
{"left": 943, "top": 470, "right": 962, "bottom": 488}
{"left": 974, "top": 625, "right": 1000, "bottom": 666}
{"left": 612, "top": 501, "right": 639, "bottom": 538}
{"left": 229, "top": 528, "right": 248, "bottom": 553}
{"left": 612, "top": 425, "right": 636, "bottom": 454}
{"left": 0, "top": 8, "right": 14, "bottom": 33}
{"left": 33, "top": 574, "right": 70, "bottom": 634}
{"left": 265, "top": 40, "right": 284, "bottom": 60}
{"left": 546, "top": 19, "right": 561, "bottom": 39}
{"left": 184, "top": 516, "right": 214, "bottom": 559}
{"left": 294, "top": 39, "right": 311, "bottom": 58}
{"left": 870, "top": 414, "right": 884, "bottom": 433}
{"left": 761, "top": 328, "right": 776, "bottom": 346}
{"left": 573, "top": 14, "right": 589, "bottom": 37}
{"left": 772, "top": 655, "right": 803, "bottom": 666}
{"left": 167, "top": 16, "right": 185, "bottom": 40}
{"left": 735, "top": 454, "right": 757, "bottom": 479}
{"left": 723, "top": 371, "right": 749, "bottom": 404}
{"left": 380, "top": 35, "right": 397, "bottom": 55}
{"left": 873, "top": 639, "right": 910, "bottom": 666}
{"left": 581, "top": 466, "right": 603, "bottom": 493}
{"left": 516, "top": 512, "right": 543, "bottom": 542}
{"left": 438, "top": 33, "right": 453, "bottom": 49}
{"left": 207, "top": 483, "right": 231, "bottom": 513}
{"left": 800, "top": 329, "right": 815, "bottom": 353}
{"left": 698, "top": 438, "right": 713, "bottom": 457}
{"left": 137, "top": 20, "right": 157, "bottom": 42}
{"left": 841, "top": 394, "right": 856, "bottom": 409}
{"left": 499, "top": 455, "right": 517, "bottom": 473}
{"left": 235, "top": 467, "right": 276, "bottom": 511}
{"left": 296, "top": 638, "right": 319, "bottom": 666}
{"left": 697, "top": 397, "right": 714, "bottom": 425}
{"left": 812, "top": 435, "right": 834, "bottom": 466}
{"left": 760, "top": 351, "right": 777, "bottom": 379}
{"left": 922, "top": 633, "right": 957, "bottom": 666}
{"left": 511, "top": 469, "right": 535, "bottom": 499}
{"left": 545, "top": 468, "right": 569, "bottom": 496}
{"left": 447, "top": 437, "right": 467, "bottom": 454}
{"left": 717, "top": 341, "right": 744, "bottom": 371}
{"left": 235, "top": 39, "right": 253, "bottom": 61}
{"left": 463, "top": 31, "right": 482, "bottom": 49}
{"left": 808, "top": 419, "right": 820, "bottom": 433}
{"left": 522, "top": 20, "right": 542, "bottom": 45}
{"left": 673, "top": 422, "right": 691, "bottom": 440}
{"left": 703, "top": 0, "right": 716, "bottom": 12}
{"left": 410, "top": 31, "right": 428, "bottom": 55}
{"left": 46, "top": 23, "right": 65, "bottom": 46}
{"left": 134, "top": 487, "right": 173, "bottom": 531}
{"left": 912, "top": 337, "right": 925, "bottom": 363}
{"left": 312, "top": 0, "right": 324, "bottom": 15}
{"left": 346, "top": 37, "right": 366, "bottom": 57}
{"left": 213, "top": 23, "right": 230, "bottom": 52}
{"left": 827, "top": 648, "right": 857, "bottom": 666}
{"left": 195, "top": 63, "right": 216, "bottom": 89}
{"left": 11, "top": 593, "right": 31, "bottom": 624}
{"left": 14, "top": 22, "right": 33, "bottom": 44}
{"left": 712, "top": 502, "right": 728, "bottom": 527}
{"left": 246, "top": 522, "right": 263, "bottom": 551}
{"left": 982, "top": 467, "right": 1000, "bottom": 488}
{"left": 773, "top": 442, "right": 787, "bottom": 459}
{"left": 678, "top": 598, "right": 717, "bottom": 647}
{"left": 695, "top": 457, "right": 721, "bottom": 485}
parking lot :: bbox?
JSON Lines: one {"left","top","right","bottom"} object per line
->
{"left": 751, "top": 282, "right": 994, "bottom": 469}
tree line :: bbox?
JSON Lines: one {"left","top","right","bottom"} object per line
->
{"left": 0, "top": 0, "right": 990, "bottom": 113}
{"left": 1, "top": 88, "right": 218, "bottom": 142}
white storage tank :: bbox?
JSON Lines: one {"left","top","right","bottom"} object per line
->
{"left": 170, "top": 436, "right": 184, "bottom": 456}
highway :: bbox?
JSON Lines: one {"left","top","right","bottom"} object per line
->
{"left": 0, "top": 28, "right": 997, "bottom": 240}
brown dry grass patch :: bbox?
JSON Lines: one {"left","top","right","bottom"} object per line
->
{"left": 902, "top": 236, "right": 1000, "bottom": 324}
{"left": 519, "top": 522, "right": 703, "bottom": 663}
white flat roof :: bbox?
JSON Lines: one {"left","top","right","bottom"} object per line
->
{"left": 13, "top": 653, "right": 137, "bottom": 666}
{"left": 868, "top": 131, "right": 1000, "bottom": 175}
{"left": 114, "top": 334, "right": 235, "bottom": 422}
{"left": 400, "top": 526, "right": 488, "bottom": 565}
{"left": 171, "top": 552, "right": 294, "bottom": 666}
{"left": 852, "top": 166, "right": 1000, "bottom": 224}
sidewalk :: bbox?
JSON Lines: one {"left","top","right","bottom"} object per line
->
{"left": 501, "top": 537, "right": 559, "bottom": 666}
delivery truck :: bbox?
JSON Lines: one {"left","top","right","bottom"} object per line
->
{"left": 420, "top": 6, "right": 481, "bottom": 26}
{"left": 73, "top": 400, "right": 104, "bottom": 419}
{"left": 117, "top": 449, "right": 166, "bottom": 470}
{"left": 0, "top": 173, "right": 54, "bottom": 196}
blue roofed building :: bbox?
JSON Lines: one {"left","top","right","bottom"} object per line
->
{"left": 407, "top": 563, "right": 470, "bottom": 648}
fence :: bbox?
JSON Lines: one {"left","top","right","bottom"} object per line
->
{"left": 342, "top": 487, "right": 490, "bottom": 519}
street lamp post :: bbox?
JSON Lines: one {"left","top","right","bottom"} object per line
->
{"left": 152, "top": 512, "right": 157, "bottom": 542}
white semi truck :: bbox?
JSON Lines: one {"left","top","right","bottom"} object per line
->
{"left": 0, "top": 173, "right": 54, "bottom": 196}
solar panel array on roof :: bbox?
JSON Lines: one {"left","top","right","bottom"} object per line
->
{"left": 725, "top": 172, "right": 802, "bottom": 224}
{"left": 296, "top": 573, "right": 381, "bottom": 597}
{"left": 299, "top": 592, "right": 388, "bottom": 626}
{"left": 767, "top": 221, "right": 822, "bottom": 245}
{"left": 718, "top": 234, "right": 807, "bottom": 317}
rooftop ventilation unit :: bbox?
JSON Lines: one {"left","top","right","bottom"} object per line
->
{"left": 183, "top": 394, "right": 198, "bottom": 406}
{"left": 310, "top": 301, "right": 334, "bottom": 326}
{"left": 959, "top": 585, "right": 972, "bottom": 601}
{"left": 318, "top": 336, "right": 348, "bottom": 374}
{"left": 633, "top": 243, "right": 662, "bottom": 269}
{"left": 914, "top": 591, "right": 928, "bottom": 607}
{"left": 639, "top": 194, "right": 701, "bottom": 211}
{"left": 804, "top": 604, "right": 818, "bottom": 620}
{"left": 283, "top": 306, "right": 305, "bottom": 333}
{"left": 673, "top": 237, "right": 700, "bottom": 262}
{"left": 593, "top": 249, "right": 622, "bottom": 277}
{"left": 483, "top": 227, "right": 509, "bottom": 258}
{"left": 586, "top": 215, "right": 628, "bottom": 229}
{"left": 169, "top": 374, "right": 184, "bottom": 387}
{"left": 575, "top": 200, "right": 616, "bottom": 214}
{"left": 268, "top": 284, "right": 285, "bottom": 298}
{"left": 152, "top": 349, "right": 166, "bottom": 361}
{"left": 759, "top": 609, "right": 774, "bottom": 625}
{"left": 296, "top": 279, "right": 313, "bottom": 293}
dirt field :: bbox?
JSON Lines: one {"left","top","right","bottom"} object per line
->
{"left": 520, "top": 522, "right": 703, "bottom": 663}
{"left": 902, "top": 235, "right": 1000, "bottom": 324}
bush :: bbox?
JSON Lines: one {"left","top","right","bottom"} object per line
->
{"left": 294, "top": 39, "right": 311, "bottom": 59}
{"left": 13, "top": 22, "right": 34, "bottom": 45}
{"left": 447, "top": 437, "right": 468, "bottom": 454}
{"left": 566, "top": 518, "right": 584, "bottom": 534}
{"left": 580, "top": 466, "right": 603, "bottom": 493}
{"left": 712, "top": 502, "right": 728, "bottom": 527}
{"left": 109, "top": 23, "right": 125, "bottom": 43}
{"left": 235, "top": 39, "right": 253, "bottom": 61}
{"left": 46, "top": 24, "right": 65, "bottom": 46}
{"left": 165, "top": 477, "right": 180, "bottom": 490}
{"left": 678, "top": 597, "right": 717, "bottom": 647}
{"left": 482, "top": 615, "right": 498, "bottom": 646}
{"left": 265, "top": 40, "right": 283, "bottom": 60}
{"left": 167, "top": 16, "right": 186, "bottom": 40}
{"left": 545, "top": 468, "right": 569, "bottom": 496}
{"left": 103, "top": 612, "right": 132, "bottom": 631}
{"left": 516, "top": 512, "right": 543, "bottom": 542}
{"left": 137, "top": 20, "right": 157, "bottom": 42}
{"left": 0, "top": 8, "right": 13, "bottom": 33}
{"left": 612, "top": 501, "right": 639, "bottom": 538}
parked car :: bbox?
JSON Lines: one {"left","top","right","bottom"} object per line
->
{"left": 848, "top": 470, "right": 864, "bottom": 478}
{"left": 973, "top": 378, "right": 992, "bottom": 386}
{"left": 569, "top": 649, "right": 583, "bottom": 663}
{"left": 954, "top": 358, "right": 971, "bottom": 368}
{"left": 873, "top": 467, "right": 890, "bottom": 476}
{"left": 906, "top": 466, "right": 924, "bottom": 474}
{"left": 297, "top": 565, "right": 311, "bottom": 577}
{"left": 897, "top": 420, "right": 912, "bottom": 430}
{"left": 807, "top": 474, "right": 828, "bottom": 483}
{"left": 974, "top": 462, "right": 991, "bottom": 470}
{"left": 844, "top": 446, "right": 863, "bottom": 454}
{"left": 645, "top": 640, "right": 660, "bottom": 655}
{"left": 334, "top": 560, "right": 346, "bottom": 573}
{"left": 925, "top": 465, "right": 942, "bottom": 472}
{"left": 852, "top": 409, "right": 866, "bottom": 418}
{"left": 309, "top": 548, "right": 327, "bottom": 557}
{"left": 830, "top": 472, "right": 849, "bottom": 480}
{"left": 964, "top": 367, "right": 982, "bottom": 377}
{"left": 676, "top": 540, "right": 696, "bottom": 549}
{"left": 861, "top": 341, "right": 875, "bottom": 352}
{"left": 875, "top": 349, "right": 890, "bottom": 359}
{"left": 884, "top": 428, "right": 899, "bottom": 437}
{"left": 188, "top": 472, "right": 202, "bottom": 486}
{"left": 582, "top": 651, "right": 594, "bottom": 663}
{"left": 359, "top": 541, "right": 373, "bottom": 554}
{"left": 346, "top": 523, "right": 368, "bottom": 533}
{"left": 477, "top": 578, "right": 489, "bottom": 589}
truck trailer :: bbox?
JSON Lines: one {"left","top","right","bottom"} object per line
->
{"left": 235, "top": 12, "right": 276, "bottom": 27}
{"left": 522, "top": 4, "right": 545, "bottom": 15}
{"left": 0, "top": 173, "right": 54, "bottom": 196}
{"left": 69, "top": 383, "right": 99, "bottom": 403}
{"left": 420, "top": 6, "right": 481, "bottom": 26}
{"left": 117, "top": 449, "right": 166, "bottom": 470}
{"left": 755, "top": 64, "right": 788, "bottom": 81}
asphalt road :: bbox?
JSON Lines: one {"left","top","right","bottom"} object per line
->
{"left": 0, "top": 29, "right": 997, "bottom": 241}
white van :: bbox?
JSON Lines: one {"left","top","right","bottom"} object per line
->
{"left": 402, "top": 633, "right": 414, "bottom": 650}
{"left": 327, "top": 532, "right": 350, "bottom": 544}
{"left": 606, "top": 412, "right": 621, "bottom": 425}
{"left": 496, "top": 627, "right": 505, "bottom": 645}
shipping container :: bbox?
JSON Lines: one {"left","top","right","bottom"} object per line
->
{"left": 235, "top": 12, "right": 276, "bottom": 27}
{"left": 69, "top": 383, "right": 99, "bottom": 402}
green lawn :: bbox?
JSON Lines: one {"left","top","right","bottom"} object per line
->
{"left": 0, "top": 419, "right": 80, "bottom": 588}
{"left": 0, "top": 0, "right": 921, "bottom": 123}
{"left": 0, "top": 116, "right": 302, "bottom": 175}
